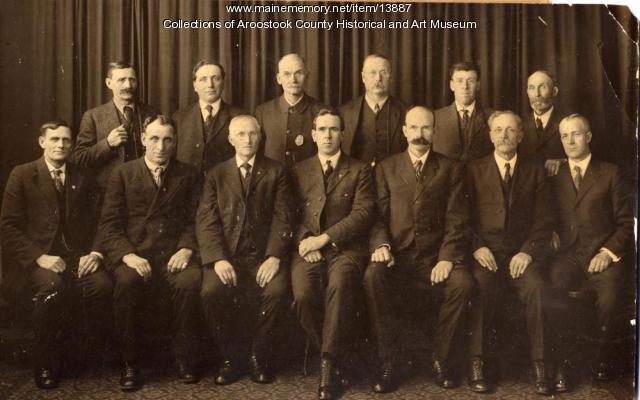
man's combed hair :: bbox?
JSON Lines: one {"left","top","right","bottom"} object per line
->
{"left": 449, "top": 61, "right": 480, "bottom": 79}
{"left": 560, "top": 113, "right": 591, "bottom": 132}
{"left": 487, "top": 110, "right": 523, "bottom": 131}
{"left": 143, "top": 114, "right": 175, "bottom": 132}
{"left": 529, "top": 70, "right": 558, "bottom": 87}
{"left": 107, "top": 61, "right": 135, "bottom": 78}
{"left": 313, "top": 108, "right": 344, "bottom": 130}
{"left": 192, "top": 59, "right": 226, "bottom": 81}
{"left": 39, "top": 119, "right": 71, "bottom": 137}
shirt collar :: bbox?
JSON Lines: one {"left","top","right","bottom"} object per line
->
{"left": 533, "top": 105, "right": 554, "bottom": 128}
{"left": 113, "top": 100, "right": 135, "bottom": 116}
{"left": 568, "top": 153, "right": 591, "bottom": 174}
{"left": 408, "top": 149, "right": 429, "bottom": 166}
{"left": 283, "top": 93, "right": 304, "bottom": 107}
{"left": 364, "top": 94, "right": 388, "bottom": 112}
{"left": 493, "top": 152, "right": 517, "bottom": 176}
{"left": 144, "top": 156, "right": 169, "bottom": 172}
{"left": 455, "top": 100, "right": 476, "bottom": 115}
{"left": 200, "top": 98, "right": 221, "bottom": 116}
{"left": 318, "top": 151, "right": 341, "bottom": 171}
{"left": 235, "top": 155, "right": 256, "bottom": 169}
{"left": 45, "top": 159, "right": 66, "bottom": 174}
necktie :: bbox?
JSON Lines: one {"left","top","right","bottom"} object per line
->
{"left": 414, "top": 160, "right": 423, "bottom": 180}
{"left": 535, "top": 117, "right": 544, "bottom": 139}
{"left": 205, "top": 105, "right": 214, "bottom": 130}
{"left": 461, "top": 109, "right": 470, "bottom": 131}
{"left": 573, "top": 166, "right": 582, "bottom": 190}
{"left": 123, "top": 105, "right": 134, "bottom": 123}
{"left": 241, "top": 163, "right": 252, "bottom": 194}
{"left": 152, "top": 166, "right": 165, "bottom": 187}
{"left": 122, "top": 105, "right": 140, "bottom": 160}
{"left": 52, "top": 169, "right": 64, "bottom": 193}
{"left": 374, "top": 103, "right": 380, "bottom": 114}
{"left": 324, "top": 160, "right": 334, "bottom": 188}
{"left": 504, "top": 162, "right": 512, "bottom": 188}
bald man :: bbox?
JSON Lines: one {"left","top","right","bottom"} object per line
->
{"left": 340, "top": 54, "right": 407, "bottom": 165}
{"left": 255, "top": 53, "right": 327, "bottom": 168}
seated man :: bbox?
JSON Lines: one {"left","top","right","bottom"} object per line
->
{"left": 466, "top": 111, "right": 553, "bottom": 395}
{"left": 0, "top": 120, "right": 111, "bottom": 389}
{"left": 291, "top": 108, "right": 376, "bottom": 400}
{"left": 99, "top": 115, "right": 202, "bottom": 391}
{"left": 364, "top": 106, "right": 473, "bottom": 393}
{"left": 547, "top": 114, "right": 633, "bottom": 390}
{"left": 197, "top": 115, "right": 294, "bottom": 385}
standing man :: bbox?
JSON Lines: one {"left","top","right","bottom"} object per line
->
{"left": 172, "top": 60, "right": 245, "bottom": 173}
{"left": 433, "top": 62, "right": 493, "bottom": 162}
{"left": 0, "top": 121, "right": 111, "bottom": 389}
{"left": 466, "top": 111, "right": 553, "bottom": 395}
{"left": 520, "top": 70, "right": 567, "bottom": 176}
{"left": 99, "top": 116, "right": 202, "bottom": 391}
{"left": 340, "top": 54, "right": 406, "bottom": 165}
{"left": 197, "top": 115, "right": 294, "bottom": 385}
{"left": 291, "top": 109, "right": 375, "bottom": 400}
{"left": 363, "top": 106, "right": 473, "bottom": 393}
{"left": 255, "top": 53, "right": 327, "bottom": 168}
{"left": 547, "top": 114, "right": 633, "bottom": 390}
{"left": 72, "top": 61, "right": 158, "bottom": 191}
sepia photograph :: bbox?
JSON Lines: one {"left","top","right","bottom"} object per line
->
{"left": 0, "top": 1, "right": 637, "bottom": 399}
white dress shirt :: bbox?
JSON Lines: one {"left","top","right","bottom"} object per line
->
{"left": 455, "top": 100, "right": 476, "bottom": 120}
{"left": 365, "top": 94, "right": 388, "bottom": 113}
{"left": 235, "top": 155, "right": 256, "bottom": 178}
{"left": 408, "top": 149, "right": 429, "bottom": 169}
{"left": 318, "top": 151, "right": 341, "bottom": 173}
{"left": 200, "top": 99, "right": 221, "bottom": 121}
{"left": 533, "top": 105, "right": 554, "bottom": 129}
{"left": 493, "top": 152, "right": 517, "bottom": 180}
{"left": 45, "top": 160, "right": 66, "bottom": 185}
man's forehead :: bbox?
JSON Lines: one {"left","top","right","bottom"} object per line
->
{"left": 145, "top": 123, "right": 175, "bottom": 137}
{"left": 363, "top": 57, "right": 390, "bottom": 70}
{"left": 45, "top": 127, "right": 72, "bottom": 138}
{"left": 112, "top": 68, "right": 136, "bottom": 77}
{"left": 315, "top": 115, "right": 341, "bottom": 127}
{"left": 279, "top": 57, "right": 304, "bottom": 71}
{"left": 196, "top": 64, "right": 223, "bottom": 77}
{"left": 230, "top": 120, "right": 259, "bottom": 133}
{"left": 452, "top": 70, "right": 477, "bottom": 79}
{"left": 528, "top": 72, "right": 553, "bottom": 85}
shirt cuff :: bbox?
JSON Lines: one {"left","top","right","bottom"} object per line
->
{"left": 600, "top": 248, "right": 621, "bottom": 262}
{"left": 90, "top": 251, "right": 104, "bottom": 259}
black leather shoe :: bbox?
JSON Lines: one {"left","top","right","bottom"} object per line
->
{"left": 318, "top": 357, "right": 335, "bottom": 400}
{"left": 532, "top": 360, "right": 552, "bottom": 396}
{"left": 371, "top": 361, "right": 396, "bottom": 393}
{"left": 433, "top": 358, "right": 455, "bottom": 388}
{"left": 554, "top": 362, "right": 568, "bottom": 393}
{"left": 119, "top": 362, "right": 141, "bottom": 392}
{"left": 249, "top": 354, "right": 274, "bottom": 384}
{"left": 467, "top": 357, "right": 489, "bottom": 393}
{"left": 215, "top": 359, "right": 240, "bottom": 385}
{"left": 176, "top": 361, "right": 197, "bottom": 384}
{"left": 34, "top": 367, "right": 58, "bottom": 389}
{"left": 593, "top": 361, "right": 614, "bottom": 381}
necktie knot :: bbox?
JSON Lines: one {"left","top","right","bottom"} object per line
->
{"left": 414, "top": 160, "right": 423, "bottom": 180}
{"left": 52, "top": 169, "right": 64, "bottom": 193}
{"left": 124, "top": 105, "right": 134, "bottom": 121}
{"left": 206, "top": 105, "right": 213, "bottom": 116}
{"left": 504, "top": 162, "right": 511, "bottom": 179}
{"left": 241, "top": 162, "right": 252, "bottom": 177}
{"left": 535, "top": 117, "right": 543, "bottom": 130}
{"left": 325, "top": 160, "right": 334, "bottom": 176}
{"left": 152, "top": 166, "right": 165, "bottom": 186}
{"left": 374, "top": 103, "right": 381, "bottom": 114}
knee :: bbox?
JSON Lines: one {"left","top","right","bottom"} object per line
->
{"left": 35, "top": 274, "right": 67, "bottom": 298}
{"left": 92, "top": 272, "right": 113, "bottom": 298}
{"left": 449, "top": 269, "right": 473, "bottom": 296}
{"left": 200, "top": 275, "right": 225, "bottom": 304}
{"left": 173, "top": 268, "right": 201, "bottom": 294}
{"left": 596, "top": 290, "right": 618, "bottom": 314}
{"left": 363, "top": 263, "right": 387, "bottom": 292}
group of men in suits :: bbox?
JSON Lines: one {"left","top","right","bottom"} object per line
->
{"left": 0, "top": 54, "right": 633, "bottom": 399}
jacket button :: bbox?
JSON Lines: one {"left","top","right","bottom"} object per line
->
{"left": 313, "top": 212, "right": 318, "bottom": 216}
{"left": 196, "top": 143, "right": 200, "bottom": 147}
{"left": 285, "top": 151, "right": 291, "bottom": 156}
{"left": 318, "top": 197, "right": 323, "bottom": 201}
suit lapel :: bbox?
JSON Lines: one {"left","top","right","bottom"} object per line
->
{"left": 326, "top": 154, "right": 350, "bottom": 194}
{"left": 221, "top": 158, "right": 245, "bottom": 202}
{"left": 469, "top": 106, "right": 488, "bottom": 142}
{"left": 188, "top": 102, "right": 205, "bottom": 141}
{"left": 387, "top": 98, "right": 402, "bottom": 145}
{"left": 414, "top": 152, "right": 439, "bottom": 201}
{"left": 481, "top": 156, "right": 505, "bottom": 205}
{"left": 208, "top": 102, "right": 230, "bottom": 143}
{"left": 558, "top": 163, "right": 577, "bottom": 203}
{"left": 341, "top": 97, "right": 363, "bottom": 154}
{"left": 575, "top": 159, "right": 599, "bottom": 205}
{"left": 131, "top": 159, "right": 162, "bottom": 218}
{"left": 248, "top": 157, "right": 266, "bottom": 196}
{"left": 34, "top": 158, "right": 58, "bottom": 205}
{"left": 399, "top": 152, "right": 416, "bottom": 187}
{"left": 64, "top": 163, "right": 84, "bottom": 220}
{"left": 509, "top": 160, "right": 525, "bottom": 207}
{"left": 539, "top": 108, "right": 560, "bottom": 146}
{"left": 106, "top": 103, "right": 127, "bottom": 160}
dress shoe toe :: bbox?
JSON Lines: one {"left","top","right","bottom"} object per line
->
{"left": 119, "top": 363, "right": 141, "bottom": 392}
{"left": 215, "top": 359, "right": 239, "bottom": 385}
{"left": 467, "top": 357, "right": 489, "bottom": 393}
{"left": 34, "top": 368, "right": 58, "bottom": 389}
{"left": 318, "top": 386, "right": 335, "bottom": 400}
{"left": 249, "top": 355, "right": 274, "bottom": 384}
{"left": 371, "top": 362, "right": 395, "bottom": 393}
{"left": 177, "top": 363, "right": 197, "bottom": 384}
{"left": 433, "top": 358, "right": 456, "bottom": 388}
{"left": 554, "top": 363, "right": 569, "bottom": 393}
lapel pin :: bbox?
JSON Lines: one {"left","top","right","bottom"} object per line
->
{"left": 295, "top": 135, "right": 304, "bottom": 146}
{"left": 71, "top": 185, "right": 76, "bottom": 190}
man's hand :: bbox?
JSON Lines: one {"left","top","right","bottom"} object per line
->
{"left": 544, "top": 159, "right": 564, "bottom": 177}
{"left": 299, "top": 234, "right": 330, "bottom": 257}
{"left": 303, "top": 250, "right": 324, "bottom": 264}
{"left": 256, "top": 256, "right": 280, "bottom": 288}
{"left": 214, "top": 260, "right": 237, "bottom": 286}
{"left": 588, "top": 251, "right": 612, "bottom": 274}
{"left": 78, "top": 253, "right": 101, "bottom": 277}
{"left": 107, "top": 124, "right": 129, "bottom": 148}
{"left": 371, "top": 245, "right": 393, "bottom": 266}
{"left": 36, "top": 254, "right": 66, "bottom": 273}
{"left": 123, "top": 253, "right": 152, "bottom": 280}
{"left": 167, "top": 248, "right": 193, "bottom": 273}
{"left": 431, "top": 260, "right": 453, "bottom": 285}
{"left": 509, "top": 252, "right": 532, "bottom": 279}
{"left": 473, "top": 247, "right": 498, "bottom": 271}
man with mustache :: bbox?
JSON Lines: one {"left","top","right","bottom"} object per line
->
{"left": 255, "top": 53, "right": 327, "bottom": 168}
{"left": 547, "top": 114, "right": 633, "bottom": 390}
{"left": 466, "top": 111, "right": 553, "bottom": 395}
{"left": 99, "top": 115, "right": 202, "bottom": 391}
{"left": 340, "top": 54, "right": 407, "bottom": 166}
{"left": 519, "top": 70, "right": 567, "bottom": 176}
{"left": 363, "top": 106, "right": 472, "bottom": 393}
{"left": 433, "top": 62, "right": 493, "bottom": 162}
{"left": 172, "top": 59, "right": 245, "bottom": 173}
{"left": 0, "top": 120, "right": 111, "bottom": 389}
{"left": 291, "top": 109, "right": 375, "bottom": 400}
{"left": 72, "top": 61, "right": 158, "bottom": 192}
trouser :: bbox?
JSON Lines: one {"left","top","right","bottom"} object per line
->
{"left": 363, "top": 249, "right": 473, "bottom": 364}
{"left": 200, "top": 254, "right": 290, "bottom": 361}
{"left": 112, "top": 262, "right": 201, "bottom": 363}
{"left": 291, "top": 248, "right": 362, "bottom": 357}
{"left": 29, "top": 262, "right": 112, "bottom": 368}
{"left": 469, "top": 254, "right": 547, "bottom": 361}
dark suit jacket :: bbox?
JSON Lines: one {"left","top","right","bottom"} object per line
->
{"left": 433, "top": 102, "right": 493, "bottom": 162}
{"left": 255, "top": 94, "right": 326, "bottom": 164}
{"left": 98, "top": 158, "right": 200, "bottom": 267}
{"left": 293, "top": 153, "right": 375, "bottom": 264}
{"left": 339, "top": 95, "right": 407, "bottom": 158}
{"left": 172, "top": 101, "right": 245, "bottom": 173}
{"left": 519, "top": 107, "right": 566, "bottom": 162}
{"left": 550, "top": 158, "right": 633, "bottom": 265}
{"left": 370, "top": 151, "right": 469, "bottom": 264}
{"left": 0, "top": 158, "right": 100, "bottom": 300}
{"left": 467, "top": 155, "right": 552, "bottom": 260}
{"left": 196, "top": 155, "right": 294, "bottom": 265}
{"left": 71, "top": 101, "right": 159, "bottom": 189}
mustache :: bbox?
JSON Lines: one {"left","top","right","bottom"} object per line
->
{"left": 410, "top": 137, "right": 429, "bottom": 145}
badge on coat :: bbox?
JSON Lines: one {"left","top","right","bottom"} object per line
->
{"left": 295, "top": 134, "right": 304, "bottom": 146}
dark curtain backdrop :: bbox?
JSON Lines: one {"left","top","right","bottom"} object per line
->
{"left": 1, "top": 1, "right": 638, "bottom": 191}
